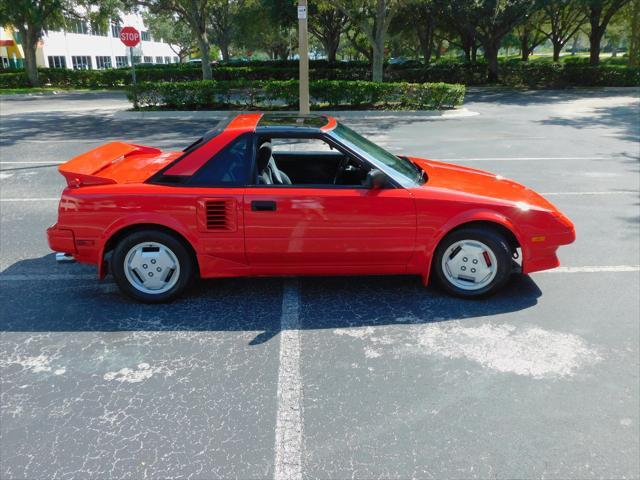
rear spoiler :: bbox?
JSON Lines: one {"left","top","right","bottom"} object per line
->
{"left": 59, "top": 142, "right": 161, "bottom": 187}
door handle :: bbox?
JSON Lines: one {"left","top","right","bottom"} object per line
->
{"left": 251, "top": 200, "right": 277, "bottom": 211}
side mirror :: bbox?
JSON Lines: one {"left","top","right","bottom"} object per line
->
{"left": 364, "top": 168, "right": 387, "bottom": 189}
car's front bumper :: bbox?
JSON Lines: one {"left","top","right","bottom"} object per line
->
{"left": 522, "top": 225, "right": 576, "bottom": 274}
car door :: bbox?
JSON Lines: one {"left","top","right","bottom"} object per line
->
{"left": 243, "top": 135, "right": 417, "bottom": 273}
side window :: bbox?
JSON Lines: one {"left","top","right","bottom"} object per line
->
{"left": 254, "top": 136, "right": 370, "bottom": 187}
{"left": 189, "top": 134, "right": 250, "bottom": 186}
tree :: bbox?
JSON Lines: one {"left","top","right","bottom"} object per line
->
{"left": 538, "top": 0, "right": 588, "bottom": 61}
{"left": 583, "top": 0, "right": 630, "bottom": 65}
{"left": 514, "top": 10, "right": 546, "bottom": 60}
{"left": 132, "top": 0, "right": 215, "bottom": 78}
{"left": 392, "top": 0, "right": 438, "bottom": 64}
{"left": 436, "top": 0, "right": 481, "bottom": 63}
{"left": 208, "top": 0, "right": 246, "bottom": 61}
{"left": 308, "top": 1, "right": 348, "bottom": 62}
{"left": 0, "top": 0, "right": 117, "bottom": 86}
{"left": 444, "top": 0, "right": 535, "bottom": 80}
{"left": 144, "top": 12, "right": 195, "bottom": 61}
{"left": 335, "top": 0, "right": 401, "bottom": 81}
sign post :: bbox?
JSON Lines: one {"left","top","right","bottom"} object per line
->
{"left": 298, "top": 0, "right": 309, "bottom": 115}
{"left": 119, "top": 26, "right": 141, "bottom": 109}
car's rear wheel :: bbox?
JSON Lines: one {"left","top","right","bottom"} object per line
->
{"left": 111, "top": 230, "right": 194, "bottom": 303}
{"left": 433, "top": 226, "right": 512, "bottom": 298}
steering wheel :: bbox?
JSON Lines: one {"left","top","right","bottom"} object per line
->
{"left": 333, "top": 156, "right": 349, "bottom": 185}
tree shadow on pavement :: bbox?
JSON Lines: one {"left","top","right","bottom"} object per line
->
{"left": 538, "top": 103, "right": 640, "bottom": 144}
{"left": 1, "top": 254, "right": 542, "bottom": 344}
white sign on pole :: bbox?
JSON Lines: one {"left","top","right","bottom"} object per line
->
{"left": 297, "top": 5, "right": 307, "bottom": 19}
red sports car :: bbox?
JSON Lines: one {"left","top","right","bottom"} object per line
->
{"left": 47, "top": 114, "right": 575, "bottom": 303}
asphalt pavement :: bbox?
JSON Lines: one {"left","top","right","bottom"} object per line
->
{"left": 1, "top": 88, "right": 639, "bottom": 479}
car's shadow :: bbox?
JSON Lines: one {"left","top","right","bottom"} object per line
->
{"left": 1, "top": 254, "right": 542, "bottom": 344}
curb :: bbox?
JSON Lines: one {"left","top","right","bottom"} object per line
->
{"left": 112, "top": 108, "right": 479, "bottom": 120}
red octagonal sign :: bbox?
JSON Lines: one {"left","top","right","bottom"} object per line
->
{"left": 119, "top": 26, "right": 140, "bottom": 47}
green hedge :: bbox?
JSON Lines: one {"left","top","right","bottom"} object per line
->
{"left": 2, "top": 61, "right": 637, "bottom": 89}
{"left": 128, "top": 80, "right": 466, "bottom": 110}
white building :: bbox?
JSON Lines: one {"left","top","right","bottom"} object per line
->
{"left": 1, "top": 12, "right": 178, "bottom": 70}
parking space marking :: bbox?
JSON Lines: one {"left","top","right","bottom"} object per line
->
{"left": 0, "top": 274, "right": 98, "bottom": 281}
{"left": 0, "top": 198, "right": 59, "bottom": 202}
{"left": 541, "top": 191, "right": 638, "bottom": 196}
{"left": 1, "top": 266, "right": 638, "bottom": 283}
{"left": 0, "top": 161, "right": 64, "bottom": 165}
{"left": 274, "top": 279, "right": 303, "bottom": 480}
{"left": 541, "top": 265, "right": 640, "bottom": 274}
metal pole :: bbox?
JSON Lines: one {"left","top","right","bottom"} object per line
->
{"left": 130, "top": 46, "right": 138, "bottom": 110}
{"left": 298, "top": 0, "right": 310, "bottom": 115}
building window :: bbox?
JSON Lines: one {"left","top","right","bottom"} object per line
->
{"left": 143, "top": 56, "right": 153, "bottom": 63}
{"left": 115, "top": 56, "right": 129, "bottom": 68}
{"left": 91, "top": 21, "right": 108, "bottom": 36}
{"left": 164, "top": 56, "right": 171, "bottom": 64}
{"left": 155, "top": 56, "right": 163, "bottom": 64}
{"left": 173, "top": 57, "right": 179, "bottom": 63}
{"left": 141, "top": 31, "right": 151, "bottom": 41}
{"left": 111, "top": 22, "right": 122, "bottom": 38}
{"left": 95, "top": 56, "right": 112, "bottom": 69}
{"left": 67, "top": 19, "right": 89, "bottom": 35}
{"left": 71, "top": 55, "right": 92, "bottom": 70}
{"left": 47, "top": 56, "right": 67, "bottom": 68}
{"left": 132, "top": 56, "right": 142, "bottom": 65}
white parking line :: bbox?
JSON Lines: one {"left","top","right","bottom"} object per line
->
{"left": 0, "top": 161, "right": 64, "bottom": 165}
{"left": 273, "top": 278, "right": 303, "bottom": 480}
{"left": 0, "top": 198, "right": 59, "bottom": 202}
{"left": 0, "top": 273, "right": 97, "bottom": 281}
{"left": 1, "top": 267, "right": 638, "bottom": 282}
{"left": 443, "top": 157, "right": 607, "bottom": 161}
{"left": 541, "top": 191, "right": 638, "bottom": 196}
{"left": 540, "top": 265, "right": 640, "bottom": 274}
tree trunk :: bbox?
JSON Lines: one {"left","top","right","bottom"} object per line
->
{"left": 19, "top": 26, "right": 39, "bottom": 87}
{"left": 520, "top": 30, "right": 530, "bottom": 61}
{"left": 571, "top": 35, "right": 579, "bottom": 55}
{"left": 588, "top": 7, "right": 603, "bottom": 66}
{"left": 471, "top": 44, "right": 478, "bottom": 63}
{"left": 196, "top": 32, "right": 212, "bottom": 79}
{"left": 630, "top": 0, "right": 640, "bottom": 66}
{"left": 220, "top": 42, "right": 230, "bottom": 62}
{"left": 370, "top": 0, "right": 387, "bottom": 82}
{"left": 372, "top": 43, "right": 384, "bottom": 81}
{"left": 553, "top": 41, "right": 562, "bottom": 61}
{"left": 484, "top": 42, "right": 499, "bottom": 82}
{"left": 420, "top": 42, "right": 432, "bottom": 64}
{"left": 589, "top": 31, "right": 602, "bottom": 65}
{"left": 327, "top": 41, "right": 338, "bottom": 63}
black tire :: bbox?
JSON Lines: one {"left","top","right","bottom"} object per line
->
{"left": 432, "top": 226, "right": 512, "bottom": 299}
{"left": 111, "top": 229, "right": 194, "bottom": 303}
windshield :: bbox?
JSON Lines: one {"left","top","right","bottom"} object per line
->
{"left": 330, "top": 123, "right": 425, "bottom": 187}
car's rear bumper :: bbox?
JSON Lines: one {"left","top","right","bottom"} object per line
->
{"left": 47, "top": 224, "right": 76, "bottom": 254}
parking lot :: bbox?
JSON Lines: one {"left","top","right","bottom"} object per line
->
{"left": 1, "top": 88, "right": 639, "bottom": 479}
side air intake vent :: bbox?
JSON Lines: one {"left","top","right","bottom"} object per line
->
{"left": 205, "top": 201, "right": 229, "bottom": 230}
{"left": 197, "top": 198, "right": 237, "bottom": 232}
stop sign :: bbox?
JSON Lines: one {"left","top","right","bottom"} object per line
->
{"left": 119, "top": 26, "right": 140, "bottom": 47}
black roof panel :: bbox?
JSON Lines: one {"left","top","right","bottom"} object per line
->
{"left": 257, "top": 114, "right": 330, "bottom": 129}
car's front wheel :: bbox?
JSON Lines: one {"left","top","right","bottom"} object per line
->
{"left": 111, "top": 230, "right": 194, "bottom": 303}
{"left": 433, "top": 226, "right": 512, "bottom": 298}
